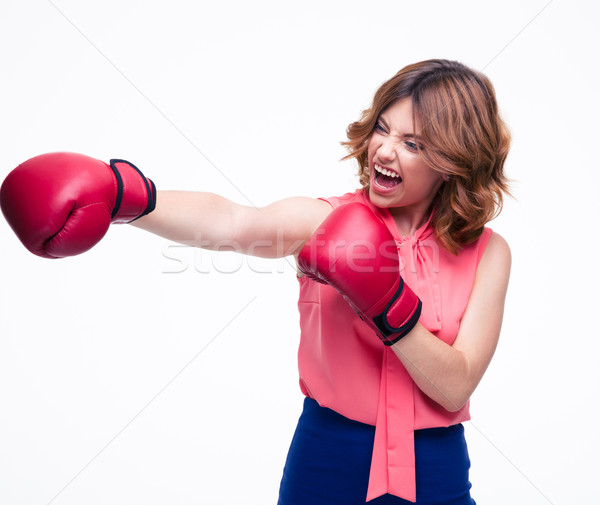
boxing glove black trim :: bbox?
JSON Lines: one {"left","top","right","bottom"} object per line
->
{"left": 109, "top": 160, "right": 124, "bottom": 219}
{"left": 379, "top": 303, "right": 422, "bottom": 346}
{"left": 109, "top": 159, "right": 157, "bottom": 220}
{"left": 142, "top": 178, "right": 157, "bottom": 217}
{"left": 373, "top": 278, "right": 422, "bottom": 345}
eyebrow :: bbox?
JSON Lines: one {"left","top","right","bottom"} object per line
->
{"left": 378, "top": 117, "right": 422, "bottom": 139}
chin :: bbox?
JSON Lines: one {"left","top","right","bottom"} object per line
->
{"left": 368, "top": 185, "right": 398, "bottom": 209}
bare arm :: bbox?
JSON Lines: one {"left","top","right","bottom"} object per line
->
{"left": 131, "top": 190, "right": 332, "bottom": 258}
{"left": 390, "top": 232, "right": 512, "bottom": 412}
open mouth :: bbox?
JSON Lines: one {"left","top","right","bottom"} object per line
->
{"left": 373, "top": 163, "right": 402, "bottom": 189}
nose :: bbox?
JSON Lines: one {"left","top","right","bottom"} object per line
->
{"left": 377, "top": 138, "right": 397, "bottom": 164}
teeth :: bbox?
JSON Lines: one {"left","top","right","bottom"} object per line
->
{"left": 374, "top": 163, "right": 400, "bottom": 178}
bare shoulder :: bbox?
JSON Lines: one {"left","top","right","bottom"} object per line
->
{"left": 487, "top": 230, "right": 511, "bottom": 255}
{"left": 235, "top": 196, "right": 332, "bottom": 258}
{"left": 264, "top": 196, "right": 333, "bottom": 256}
{"left": 258, "top": 196, "right": 332, "bottom": 238}
{"left": 479, "top": 231, "right": 511, "bottom": 277}
{"left": 452, "top": 231, "right": 511, "bottom": 361}
{"left": 471, "top": 230, "right": 511, "bottom": 302}
{"left": 262, "top": 196, "right": 332, "bottom": 225}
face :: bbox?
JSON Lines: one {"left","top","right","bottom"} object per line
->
{"left": 367, "top": 98, "right": 444, "bottom": 216}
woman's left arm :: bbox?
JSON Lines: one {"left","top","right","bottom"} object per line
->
{"left": 391, "top": 232, "right": 512, "bottom": 412}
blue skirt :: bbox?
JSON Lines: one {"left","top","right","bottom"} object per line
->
{"left": 278, "top": 398, "right": 476, "bottom": 505}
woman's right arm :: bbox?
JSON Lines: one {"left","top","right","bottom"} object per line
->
{"left": 131, "top": 191, "right": 332, "bottom": 259}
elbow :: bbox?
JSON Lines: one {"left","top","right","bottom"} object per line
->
{"left": 443, "top": 398, "right": 468, "bottom": 413}
{"left": 442, "top": 355, "right": 478, "bottom": 412}
{"left": 439, "top": 390, "right": 471, "bottom": 413}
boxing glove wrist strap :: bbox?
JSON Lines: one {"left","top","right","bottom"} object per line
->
{"left": 372, "top": 278, "right": 422, "bottom": 346}
{"left": 109, "top": 159, "right": 156, "bottom": 223}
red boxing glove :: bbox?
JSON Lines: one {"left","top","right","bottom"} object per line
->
{"left": 0, "top": 152, "right": 156, "bottom": 258}
{"left": 298, "top": 202, "right": 421, "bottom": 345}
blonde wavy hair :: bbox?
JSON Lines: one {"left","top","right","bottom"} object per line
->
{"left": 342, "top": 59, "right": 511, "bottom": 254}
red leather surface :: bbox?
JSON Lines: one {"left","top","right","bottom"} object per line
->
{"left": 1, "top": 152, "right": 152, "bottom": 258}
{"left": 298, "top": 202, "right": 420, "bottom": 339}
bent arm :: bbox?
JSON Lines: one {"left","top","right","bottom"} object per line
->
{"left": 131, "top": 190, "right": 331, "bottom": 258}
{"left": 391, "top": 232, "right": 512, "bottom": 412}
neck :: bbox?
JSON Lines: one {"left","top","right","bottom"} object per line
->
{"left": 389, "top": 202, "right": 434, "bottom": 238}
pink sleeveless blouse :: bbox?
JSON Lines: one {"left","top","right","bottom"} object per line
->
{"left": 297, "top": 189, "right": 492, "bottom": 502}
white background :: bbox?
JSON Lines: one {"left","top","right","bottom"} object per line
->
{"left": 0, "top": 1, "right": 598, "bottom": 504}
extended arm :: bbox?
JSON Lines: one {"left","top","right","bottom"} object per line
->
{"left": 391, "top": 232, "right": 511, "bottom": 411}
{"left": 0, "top": 152, "right": 331, "bottom": 259}
{"left": 131, "top": 191, "right": 332, "bottom": 258}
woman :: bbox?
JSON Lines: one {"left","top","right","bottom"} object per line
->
{"left": 275, "top": 60, "right": 511, "bottom": 505}
{"left": 0, "top": 59, "right": 511, "bottom": 504}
